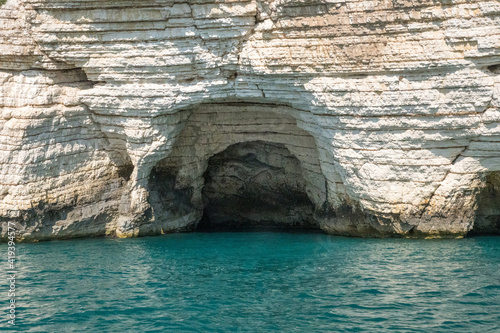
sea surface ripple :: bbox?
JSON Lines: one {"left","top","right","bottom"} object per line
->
{"left": 1, "top": 232, "right": 499, "bottom": 332}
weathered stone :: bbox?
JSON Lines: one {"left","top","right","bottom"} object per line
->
{"left": 0, "top": 0, "right": 499, "bottom": 240}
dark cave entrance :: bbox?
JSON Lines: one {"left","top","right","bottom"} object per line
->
{"left": 148, "top": 165, "right": 195, "bottom": 227}
{"left": 473, "top": 172, "right": 500, "bottom": 235}
{"left": 197, "top": 141, "right": 318, "bottom": 231}
{"left": 147, "top": 102, "right": 327, "bottom": 234}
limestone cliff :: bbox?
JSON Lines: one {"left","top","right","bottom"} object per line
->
{"left": 0, "top": 0, "right": 499, "bottom": 240}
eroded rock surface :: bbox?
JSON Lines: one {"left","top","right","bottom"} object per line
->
{"left": 0, "top": 0, "right": 500, "bottom": 239}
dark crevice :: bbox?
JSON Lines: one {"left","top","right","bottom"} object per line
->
{"left": 117, "top": 163, "right": 134, "bottom": 181}
{"left": 487, "top": 64, "right": 500, "bottom": 74}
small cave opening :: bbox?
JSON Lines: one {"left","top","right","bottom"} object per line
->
{"left": 473, "top": 172, "right": 500, "bottom": 235}
{"left": 486, "top": 64, "right": 500, "bottom": 74}
{"left": 148, "top": 164, "right": 195, "bottom": 225}
{"left": 197, "top": 141, "right": 319, "bottom": 232}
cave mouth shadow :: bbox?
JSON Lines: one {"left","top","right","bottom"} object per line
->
{"left": 196, "top": 141, "right": 320, "bottom": 232}
{"left": 472, "top": 171, "right": 500, "bottom": 235}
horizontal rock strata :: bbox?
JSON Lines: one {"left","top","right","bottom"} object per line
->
{"left": 0, "top": 0, "right": 500, "bottom": 240}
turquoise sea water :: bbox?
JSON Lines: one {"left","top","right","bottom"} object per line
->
{"left": 1, "top": 232, "right": 500, "bottom": 332}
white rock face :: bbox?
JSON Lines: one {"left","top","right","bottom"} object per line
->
{"left": 0, "top": 0, "right": 499, "bottom": 239}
